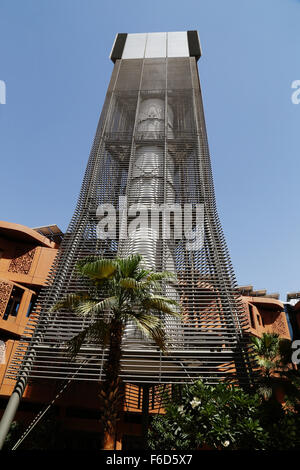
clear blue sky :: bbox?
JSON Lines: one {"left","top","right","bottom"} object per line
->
{"left": 0, "top": 0, "right": 299, "bottom": 299}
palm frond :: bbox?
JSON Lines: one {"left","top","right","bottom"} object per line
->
{"left": 142, "top": 296, "right": 181, "bottom": 317}
{"left": 147, "top": 325, "right": 167, "bottom": 352}
{"left": 119, "top": 277, "right": 162, "bottom": 294}
{"left": 254, "top": 356, "right": 277, "bottom": 371}
{"left": 146, "top": 271, "right": 177, "bottom": 282}
{"left": 140, "top": 280, "right": 162, "bottom": 292}
{"left": 76, "top": 258, "right": 118, "bottom": 280}
{"left": 91, "top": 296, "right": 118, "bottom": 315}
{"left": 50, "top": 293, "right": 90, "bottom": 312}
{"left": 67, "top": 318, "right": 111, "bottom": 358}
{"left": 130, "top": 278, "right": 164, "bottom": 292}
{"left": 67, "top": 329, "right": 88, "bottom": 358}
{"left": 257, "top": 384, "right": 273, "bottom": 400}
{"left": 116, "top": 254, "right": 143, "bottom": 278}
{"left": 250, "top": 336, "right": 261, "bottom": 349}
{"left": 74, "top": 300, "right": 97, "bottom": 316}
{"left": 74, "top": 296, "right": 116, "bottom": 316}
{"left": 251, "top": 333, "right": 280, "bottom": 360}
{"left": 128, "top": 311, "right": 161, "bottom": 329}
{"left": 134, "top": 268, "right": 151, "bottom": 281}
{"left": 119, "top": 278, "right": 140, "bottom": 289}
{"left": 130, "top": 312, "right": 167, "bottom": 353}
{"left": 150, "top": 295, "right": 179, "bottom": 306}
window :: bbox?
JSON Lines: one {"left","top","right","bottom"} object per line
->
{"left": 26, "top": 293, "right": 39, "bottom": 317}
{"left": 249, "top": 304, "right": 255, "bottom": 329}
{"left": 3, "top": 286, "right": 23, "bottom": 320}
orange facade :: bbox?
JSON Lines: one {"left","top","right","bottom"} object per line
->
{"left": 241, "top": 296, "right": 291, "bottom": 340}
{"left": 0, "top": 221, "right": 60, "bottom": 399}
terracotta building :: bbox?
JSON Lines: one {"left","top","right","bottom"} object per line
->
{"left": 0, "top": 221, "right": 62, "bottom": 407}
{"left": 237, "top": 285, "right": 291, "bottom": 340}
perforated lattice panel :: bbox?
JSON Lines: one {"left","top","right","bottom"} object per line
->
{"left": 7, "top": 57, "right": 252, "bottom": 385}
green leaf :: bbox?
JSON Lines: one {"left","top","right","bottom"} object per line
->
{"left": 76, "top": 258, "right": 118, "bottom": 280}
{"left": 50, "top": 293, "right": 90, "bottom": 312}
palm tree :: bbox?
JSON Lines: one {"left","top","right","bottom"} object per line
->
{"left": 251, "top": 333, "right": 280, "bottom": 373}
{"left": 52, "top": 254, "right": 180, "bottom": 449}
{"left": 251, "top": 332, "right": 300, "bottom": 405}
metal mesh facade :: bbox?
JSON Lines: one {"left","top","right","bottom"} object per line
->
{"left": 7, "top": 55, "right": 251, "bottom": 385}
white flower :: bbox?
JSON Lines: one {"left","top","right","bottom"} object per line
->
{"left": 178, "top": 405, "right": 184, "bottom": 414}
{"left": 223, "top": 440, "right": 230, "bottom": 447}
{"left": 190, "top": 397, "right": 201, "bottom": 408}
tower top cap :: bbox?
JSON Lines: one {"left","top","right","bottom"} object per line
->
{"left": 110, "top": 31, "right": 201, "bottom": 62}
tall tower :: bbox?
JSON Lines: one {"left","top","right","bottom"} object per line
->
{"left": 8, "top": 31, "right": 250, "bottom": 387}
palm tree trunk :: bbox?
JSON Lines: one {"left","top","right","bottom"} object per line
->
{"left": 102, "top": 430, "right": 116, "bottom": 450}
{"left": 100, "top": 318, "right": 124, "bottom": 450}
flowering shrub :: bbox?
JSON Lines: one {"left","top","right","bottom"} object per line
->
{"left": 148, "top": 380, "right": 300, "bottom": 450}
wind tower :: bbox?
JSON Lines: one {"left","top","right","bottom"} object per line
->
{"left": 7, "top": 31, "right": 251, "bottom": 394}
